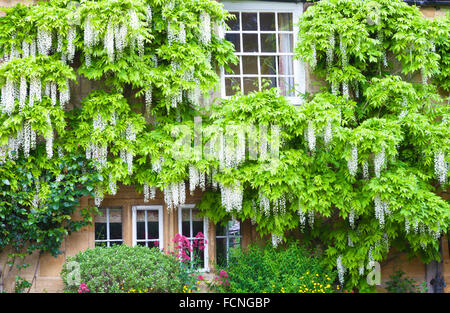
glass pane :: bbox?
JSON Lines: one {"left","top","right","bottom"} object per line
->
{"left": 148, "top": 221, "right": 159, "bottom": 239}
{"left": 278, "top": 34, "right": 293, "bottom": 53}
{"left": 225, "top": 56, "right": 240, "bottom": 75}
{"left": 147, "top": 210, "right": 159, "bottom": 222}
{"left": 225, "top": 33, "right": 240, "bottom": 52}
{"left": 261, "top": 33, "right": 276, "bottom": 53}
{"left": 109, "top": 208, "right": 122, "bottom": 240}
{"left": 260, "top": 56, "right": 276, "bottom": 75}
{"left": 193, "top": 221, "right": 203, "bottom": 237}
{"left": 229, "top": 236, "right": 241, "bottom": 249}
{"left": 137, "top": 241, "right": 146, "bottom": 247}
{"left": 242, "top": 13, "right": 257, "bottom": 31}
{"left": 261, "top": 77, "right": 277, "bottom": 90}
{"left": 150, "top": 240, "right": 159, "bottom": 248}
{"left": 192, "top": 210, "right": 203, "bottom": 222}
{"left": 216, "top": 238, "right": 227, "bottom": 267}
{"left": 225, "top": 77, "right": 241, "bottom": 96}
{"left": 94, "top": 208, "right": 107, "bottom": 223}
{"left": 242, "top": 56, "right": 258, "bottom": 75}
{"left": 278, "top": 13, "right": 293, "bottom": 31}
{"left": 94, "top": 223, "right": 107, "bottom": 241}
{"left": 278, "top": 55, "right": 293, "bottom": 76}
{"left": 242, "top": 34, "right": 258, "bottom": 52}
{"left": 95, "top": 241, "right": 108, "bottom": 248}
{"left": 243, "top": 77, "right": 259, "bottom": 94}
{"left": 110, "top": 241, "right": 123, "bottom": 247}
{"left": 260, "top": 13, "right": 275, "bottom": 31}
{"left": 110, "top": 223, "right": 122, "bottom": 240}
{"left": 216, "top": 224, "right": 226, "bottom": 236}
{"left": 229, "top": 220, "right": 241, "bottom": 236}
{"left": 279, "top": 77, "right": 295, "bottom": 97}
{"left": 182, "top": 221, "right": 190, "bottom": 237}
{"left": 137, "top": 221, "right": 146, "bottom": 240}
{"left": 226, "top": 12, "right": 240, "bottom": 31}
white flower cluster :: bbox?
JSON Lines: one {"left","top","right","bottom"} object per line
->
{"left": 67, "top": 26, "right": 76, "bottom": 63}
{"left": 347, "top": 144, "right": 358, "bottom": 177}
{"left": 164, "top": 181, "right": 186, "bottom": 211}
{"left": 374, "top": 194, "right": 389, "bottom": 229}
{"left": 326, "top": 33, "right": 335, "bottom": 68}
{"left": 306, "top": 120, "right": 316, "bottom": 153}
{"left": 336, "top": 255, "right": 346, "bottom": 285}
{"left": 59, "top": 79, "right": 70, "bottom": 109}
{"left": 374, "top": 146, "right": 385, "bottom": 178}
{"left": 94, "top": 187, "right": 103, "bottom": 207}
{"left": 362, "top": 160, "right": 369, "bottom": 179}
{"left": 124, "top": 123, "right": 137, "bottom": 174}
{"left": 146, "top": 5, "right": 153, "bottom": 24}
{"left": 271, "top": 234, "right": 282, "bottom": 248}
{"left": 434, "top": 151, "right": 447, "bottom": 185}
{"left": 37, "top": 27, "right": 52, "bottom": 56}
{"left": 323, "top": 121, "right": 333, "bottom": 146}
{"left": 145, "top": 86, "right": 152, "bottom": 116}
{"left": 87, "top": 142, "right": 107, "bottom": 171}
{"left": 298, "top": 199, "right": 306, "bottom": 231}
{"left": 331, "top": 81, "right": 339, "bottom": 95}
{"left": 259, "top": 193, "right": 270, "bottom": 216}
{"left": 1, "top": 78, "right": 15, "bottom": 114}
{"left": 200, "top": 12, "right": 211, "bottom": 45}
{"left": 421, "top": 67, "right": 428, "bottom": 85}
{"left": 311, "top": 43, "right": 317, "bottom": 69}
{"left": 342, "top": 82, "right": 349, "bottom": 100}
{"left": 29, "top": 76, "right": 42, "bottom": 107}
{"left": 109, "top": 173, "right": 117, "bottom": 196}
{"left": 349, "top": 206, "right": 356, "bottom": 229}
{"left": 45, "top": 114, "right": 54, "bottom": 158}
{"left": 104, "top": 21, "right": 115, "bottom": 62}
{"left": 405, "top": 217, "right": 410, "bottom": 234}
{"left": 220, "top": 181, "right": 243, "bottom": 213}
{"left": 347, "top": 234, "right": 354, "bottom": 247}
{"left": 143, "top": 182, "right": 156, "bottom": 202}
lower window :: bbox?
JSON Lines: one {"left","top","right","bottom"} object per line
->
{"left": 132, "top": 205, "right": 163, "bottom": 249}
{"left": 216, "top": 220, "right": 241, "bottom": 267}
{"left": 94, "top": 207, "right": 123, "bottom": 247}
{"left": 178, "top": 204, "right": 209, "bottom": 271}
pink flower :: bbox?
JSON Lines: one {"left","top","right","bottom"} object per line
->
{"left": 219, "top": 270, "right": 228, "bottom": 278}
{"left": 197, "top": 275, "right": 204, "bottom": 281}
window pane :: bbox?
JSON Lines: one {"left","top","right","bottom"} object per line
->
{"left": 242, "top": 56, "right": 258, "bottom": 74}
{"left": 95, "top": 241, "right": 108, "bottom": 248}
{"left": 225, "top": 33, "right": 240, "bottom": 52}
{"left": 260, "top": 56, "right": 276, "bottom": 75}
{"left": 278, "top": 33, "right": 293, "bottom": 53}
{"left": 150, "top": 240, "right": 159, "bottom": 248}
{"left": 261, "top": 77, "right": 277, "bottom": 90}
{"left": 95, "top": 223, "right": 107, "bottom": 241}
{"left": 182, "top": 221, "right": 190, "bottom": 237}
{"left": 242, "top": 13, "right": 257, "bottom": 30}
{"left": 148, "top": 221, "right": 159, "bottom": 239}
{"left": 279, "top": 77, "right": 295, "bottom": 96}
{"left": 229, "top": 220, "right": 241, "bottom": 237}
{"left": 278, "top": 55, "right": 293, "bottom": 76}
{"left": 110, "top": 241, "right": 123, "bottom": 247}
{"left": 260, "top": 33, "right": 276, "bottom": 53}
{"left": 216, "top": 237, "right": 227, "bottom": 267}
{"left": 225, "top": 77, "right": 241, "bottom": 96}
{"left": 216, "top": 224, "right": 226, "bottom": 236}
{"left": 193, "top": 245, "right": 205, "bottom": 268}
{"left": 226, "top": 12, "right": 240, "bottom": 31}
{"left": 225, "top": 56, "right": 240, "bottom": 75}
{"left": 137, "top": 221, "right": 146, "bottom": 240}
{"left": 242, "top": 33, "right": 258, "bottom": 52}
{"left": 137, "top": 241, "right": 146, "bottom": 247}
{"left": 260, "top": 13, "right": 275, "bottom": 31}
{"left": 278, "top": 13, "right": 293, "bottom": 31}
{"left": 109, "top": 208, "right": 122, "bottom": 240}
{"left": 94, "top": 208, "right": 107, "bottom": 223}
{"left": 243, "top": 77, "right": 259, "bottom": 94}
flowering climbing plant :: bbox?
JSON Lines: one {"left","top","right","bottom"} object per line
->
{"left": 195, "top": 0, "right": 449, "bottom": 292}
{"left": 0, "top": 0, "right": 236, "bottom": 262}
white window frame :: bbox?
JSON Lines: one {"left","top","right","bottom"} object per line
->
{"left": 178, "top": 204, "right": 210, "bottom": 272}
{"left": 132, "top": 205, "right": 164, "bottom": 251}
{"left": 94, "top": 207, "right": 123, "bottom": 247}
{"left": 216, "top": 220, "right": 242, "bottom": 265}
{"left": 220, "top": 1, "right": 306, "bottom": 105}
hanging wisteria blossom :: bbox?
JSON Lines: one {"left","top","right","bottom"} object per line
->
{"left": 347, "top": 144, "right": 358, "bottom": 177}
{"left": 323, "top": 121, "right": 333, "bottom": 146}
{"left": 271, "top": 234, "right": 282, "bottom": 248}
{"left": 326, "top": 33, "right": 335, "bottom": 68}
{"left": 104, "top": 20, "right": 115, "bottom": 62}
{"left": 434, "top": 151, "right": 447, "bottom": 185}
{"left": 220, "top": 181, "right": 243, "bottom": 213}
{"left": 374, "top": 147, "right": 386, "bottom": 178}
{"left": 37, "top": 27, "right": 52, "bottom": 56}
{"left": 336, "top": 255, "right": 346, "bottom": 285}
{"left": 200, "top": 12, "right": 211, "bottom": 45}
{"left": 362, "top": 160, "right": 369, "bottom": 179}
{"left": 298, "top": 199, "right": 306, "bottom": 231}
{"left": 306, "top": 120, "right": 316, "bottom": 153}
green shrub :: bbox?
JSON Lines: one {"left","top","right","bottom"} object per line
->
{"left": 211, "top": 242, "right": 338, "bottom": 293}
{"left": 60, "top": 245, "right": 189, "bottom": 293}
{"left": 385, "top": 270, "right": 420, "bottom": 293}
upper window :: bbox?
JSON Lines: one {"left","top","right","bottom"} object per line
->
{"left": 94, "top": 207, "right": 123, "bottom": 247}
{"left": 221, "top": 1, "right": 305, "bottom": 104}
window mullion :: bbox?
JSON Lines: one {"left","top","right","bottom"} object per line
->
{"left": 144, "top": 210, "right": 148, "bottom": 247}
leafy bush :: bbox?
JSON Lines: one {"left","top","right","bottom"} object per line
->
{"left": 211, "top": 242, "right": 338, "bottom": 293}
{"left": 61, "top": 245, "right": 190, "bottom": 293}
{"left": 385, "top": 269, "right": 421, "bottom": 293}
